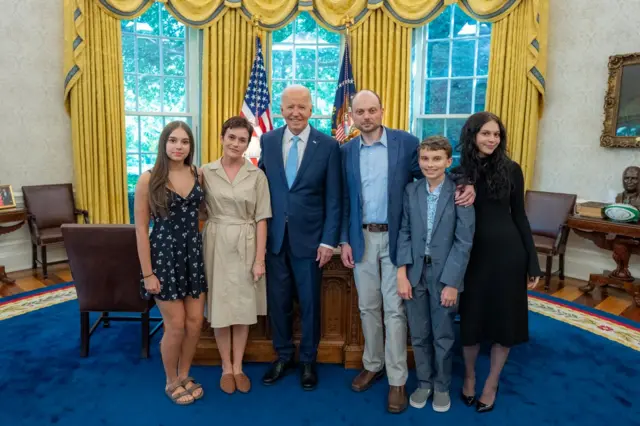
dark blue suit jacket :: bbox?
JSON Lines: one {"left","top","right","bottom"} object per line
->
{"left": 340, "top": 127, "right": 422, "bottom": 266}
{"left": 259, "top": 125, "right": 342, "bottom": 258}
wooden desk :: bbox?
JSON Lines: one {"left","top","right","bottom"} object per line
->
{"left": 567, "top": 215, "right": 640, "bottom": 306}
{"left": 0, "top": 208, "right": 27, "bottom": 285}
{"left": 193, "top": 254, "right": 416, "bottom": 368}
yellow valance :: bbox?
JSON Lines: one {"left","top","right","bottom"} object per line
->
{"left": 95, "top": 0, "right": 524, "bottom": 30}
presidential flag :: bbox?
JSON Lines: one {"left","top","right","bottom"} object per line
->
{"left": 241, "top": 36, "right": 272, "bottom": 137}
{"left": 331, "top": 41, "right": 356, "bottom": 142}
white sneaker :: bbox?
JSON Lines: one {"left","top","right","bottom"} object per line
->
{"left": 409, "top": 388, "right": 432, "bottom": 409}
{"left": 432, "top": 390, "right": 451, "bottom": 412}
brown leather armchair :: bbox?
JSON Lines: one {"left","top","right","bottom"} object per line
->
{"left": 21, "top": 184, "right": 89, "bottom": 278}
{"left": 525, "top": 190, "right": 577, "bottom": 290}
{"left": 61, "top": 224, "right": 162, "bottom": 358}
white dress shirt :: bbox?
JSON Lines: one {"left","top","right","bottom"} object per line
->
{"left": 282, "top": 124, "right": 311, "bottom": 170}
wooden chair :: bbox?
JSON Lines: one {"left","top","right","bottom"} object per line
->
{"left": 21, "top": 184, "right": 89, "bottom": 278}
{"left": 525, "top": 190, "right": 577, "bottom": 290}
{"left": 61, "top": 224, "right": 163, "bottom": 358}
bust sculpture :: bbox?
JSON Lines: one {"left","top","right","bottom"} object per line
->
{"left": 615, "top": 166, "right": 640, "bottom": 209}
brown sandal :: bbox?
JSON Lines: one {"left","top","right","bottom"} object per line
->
{"left": 181, "top": 376, "right": 204, "bottom": 400}
{"left": 220, "top": 373, "right": 236, "bottom": 394}
{"left": 165, "top": 382, "right": 195, "bottom": 405}
{"left": 234, "top": 373, "right": 251, "bottom": 393}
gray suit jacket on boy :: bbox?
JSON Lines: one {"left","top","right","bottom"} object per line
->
{"left": 396, "top": 175, "right": 475, "bottom": 291}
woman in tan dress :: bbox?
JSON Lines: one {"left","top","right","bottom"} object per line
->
{"left": 201, "top": 116, "right": 271, "bottom": 395}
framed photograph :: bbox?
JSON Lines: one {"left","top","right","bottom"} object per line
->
{"left": 0, "top": 185, "right": 16, "bottom": 209}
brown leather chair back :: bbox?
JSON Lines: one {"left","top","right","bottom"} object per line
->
{"left": 525, "top": 190, "right": 577, "bottom": 239}
{"left": 22, "top": 184, "right": 76, "bottom": 229}
{"left": 61, "top": 224, "right": 151, "bottom": 313}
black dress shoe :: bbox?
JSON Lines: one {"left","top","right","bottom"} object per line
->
{"left": 261, "top": 359, "right": 295, "bottom": 385}
{"left": 461, "top": 391, "right": 476, "bottom": 407}
{"left": 300, "top": 363, "right": 318, "bottom": 391}
{"left": 476, "top": 385, "right": 498, "bottom": 413}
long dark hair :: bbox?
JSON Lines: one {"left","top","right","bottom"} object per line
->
{"left": 458, "top": 111, "right": 511, "bottom": 199}
{"left": 148, "top": 121, "right": 195, "bottom": 217}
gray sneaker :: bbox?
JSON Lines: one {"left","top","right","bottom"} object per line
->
{"left": 432, "top": 390, "right": 451, "bottom": 412}
{"left": 409, "top": 388, "right": 432, "bottom": 409}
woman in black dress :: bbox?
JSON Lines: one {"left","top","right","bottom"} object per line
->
{"left": 134, "top": 121, "right": 207, "bottom": 405}
{"left": 457, "top": 112, "right": 541, "bottom": 412}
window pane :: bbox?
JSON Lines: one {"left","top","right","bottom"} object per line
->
{"left": 271, "top": 80, "right": 290, "bottom": 113}
{"left": 293, "top": 80, "right": 315, "bottom": 105}
{"left": 163, "top": 78, "right": 186, "bottom": 112}
{"left": 295, "top": 46, "right": 317, "bottom": 80}
{"left": 318, "top": 26, "right": 339, "bottom": 44}
{"left": 135, "top": 3, "right": 160, "bottom": 35}
{"left": 122, "top": 20, "right": 135, "bottom": 34}
{"left": 420, "top": 119, "right": 445, "bottom": 140}
{"left": 316, "top": 119, "right": 332, "bottom": 135}
{"left": 124, "top": 75, "right": 137, "bottom": 111}
{"left": 318, "top": 46, "right": 340, "bottom": 80}
{"left": 271, "top": 48, "right": 293, "bottom": 80}
{"left": 126, "top": 115, "right": 140, "bottom": 153}
{"left": 454, "top": 6, "right": 477, "bottom": 37}
{"left": 479, "top": 22, "right": 491, "bottom": 36}
{"left": 424, "top": 80, "right": 448, "bottom": 114}
{"left": 428, "top": 7, "right": 451, "bottom": 40}
{"left": 273, "top": 117, "right": 286, "bottom": 129}
{"left": 477, "top": 37, "right": 490, "bottom": 76}
{"left": 140, "top": 116, "right": 163, "bottom": 153}
{"left": 474, "top": 78, "right": 487, "bottom": 113}
{"left": 273, "top": 24, "right": 293, "bottom": 43}
{"left": 141, "top": 154, "right": 157, "bottom": 173}
{"left": 163, "top": 39, "right": 185, "bottom": 76}
{"left": 161, "top": 6, "right": 185, "bottom": 38}
{"left": 316, "top": 82, "right": 335, "bottom": 115}
{"left": 449, "top": 79, "right": 473, "bottom": 114}
{"left": 445, "top": 118, "right": 466, "bottom": 150}
{"left": 138, "top": 37, "right": 160, "bottom": 75}
{"left": 164, "top": 116, "right": 192, "bottom": 127}
{"left": 295, "top": 13, "right": 317, "bottom": 43}
{"left": 127, "top": 155, "right": 141, "bottom": 190}
{"left": 427, "top": 41, "right": 449, "bottom": 78}
{"left": 451, "top": 40, "right": 474, "bottom": 77}
{"left": 123, "top": 35, "right": 136, "bottom": 73}
{"left": 138, "top": 76, "right": 161, "bottom": 111}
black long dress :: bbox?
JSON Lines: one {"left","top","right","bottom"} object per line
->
{"left": 459, "top": 160, "right": 542, "bottom": 347}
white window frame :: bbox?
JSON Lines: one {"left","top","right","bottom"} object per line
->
{"left": 410, "top": 7, "right": 491, "bottom": 154}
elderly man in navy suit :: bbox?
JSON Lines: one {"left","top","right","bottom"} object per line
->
{"left": 258, "top": 85, "right": 341, "bottom": 391}
{"left": 339, "top": 90, "right": 474, "bottom": 412}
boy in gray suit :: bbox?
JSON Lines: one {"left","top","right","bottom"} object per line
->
{"left": 396, "top": 136, "right": 475, "bottom": 412}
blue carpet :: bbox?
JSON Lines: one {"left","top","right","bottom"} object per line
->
{"left": 0, "top": 294, "right": 639, "bottom": 426}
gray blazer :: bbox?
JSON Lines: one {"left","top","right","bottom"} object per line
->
{"left": 396, "top": 175, "right": 475, "bottom": 290}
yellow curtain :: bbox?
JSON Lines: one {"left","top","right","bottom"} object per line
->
{"left": 486, "top": 0, "right": 548, "bottom": 189}
{"left": 97, "top": 0, "right": 524, "bottom": 30}
{"left": 201, "top": 9, "right": 264, "bottom": 163}
{"left": 64, "top": 0, "right": 129, "bottom": 223}
{"left": 350, "top": 10, "right": 412, "bottom": 130}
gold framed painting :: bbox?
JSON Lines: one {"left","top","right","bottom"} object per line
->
{"left": 0, "top": 185, "right": 16, "bottom": 209}
{"left": 601, "top": 52, "right": 640, "bottom": 147}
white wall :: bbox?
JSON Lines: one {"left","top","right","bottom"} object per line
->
{"left": 0, "top": 0, "right": 72, "bottom": 272}
{"left": 534, "top": 0, "right": 640, "bottom": 280}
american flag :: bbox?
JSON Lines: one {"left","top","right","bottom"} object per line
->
{"left": 331, "top": 41, "right": 356, "bottom": 142}
{"left": 241, "top": 36, "right": 272, "bottom": 137}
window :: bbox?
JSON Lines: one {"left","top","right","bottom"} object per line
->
{"left": 270, "top": 12, "right": 341, "bottom": 135}
{"left": 122, "top": 3, "right": 200, "bottom": 222}
{"left": 410, "top": 5, "right": 491, "bottom": 164}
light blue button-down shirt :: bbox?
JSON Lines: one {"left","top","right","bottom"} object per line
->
{"left": 360, "top": 129, "right": 388, "bottom": 225}
{"left": 425, "top": 180, "right": 443, "bottom": 256}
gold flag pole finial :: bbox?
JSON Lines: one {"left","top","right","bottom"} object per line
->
{"left": 251, "top": 14, "right": 262, "bottom": 27}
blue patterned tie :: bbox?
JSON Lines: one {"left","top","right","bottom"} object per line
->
{"left": 285, "top": 135, "right": 300, "bottom": 188}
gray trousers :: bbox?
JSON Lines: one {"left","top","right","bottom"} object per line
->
{"left": 405, "top": 262, "right": 457, "bottom": 392}
{"left": 353, "top": 230, "right": 408, "bottom": 386}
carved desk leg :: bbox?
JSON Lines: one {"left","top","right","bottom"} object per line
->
{"left": 609, "top": 240, "right": 635, "bottom": 281}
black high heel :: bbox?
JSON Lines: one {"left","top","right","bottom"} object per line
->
{"left": 476, "top": 385, "right": 499, "bottom": 413}
{"left": 461, "top": 392, "right": 476, "bottom": 407}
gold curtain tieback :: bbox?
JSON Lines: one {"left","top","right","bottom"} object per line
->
{"left": 341, "top": 15, "right": 354, "bottom": 29}
{"left": 251, "top": 14, "right": 262, "bottom": 27}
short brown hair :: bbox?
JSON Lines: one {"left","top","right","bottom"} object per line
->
{"left": 221, "top": 116, "right": 254, "bottom": 139}
{"left": 419, "top": 135, "right": 452, "bottom": 158}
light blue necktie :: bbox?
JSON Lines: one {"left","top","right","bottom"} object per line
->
{"left": 285, "top": 135, "right": 300, "bottom": 188}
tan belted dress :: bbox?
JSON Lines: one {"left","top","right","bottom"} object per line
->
{"left": 202, "top": 159, "right": 272, "bottom": 328}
